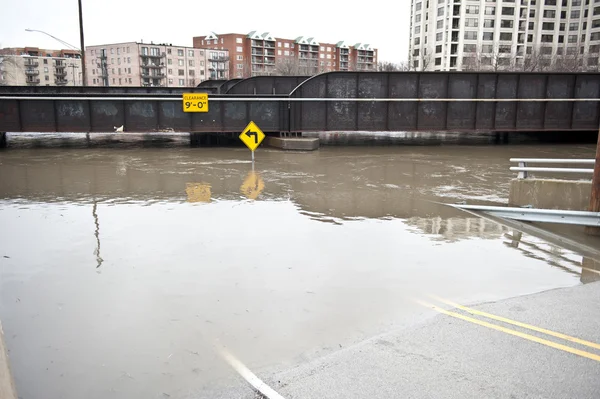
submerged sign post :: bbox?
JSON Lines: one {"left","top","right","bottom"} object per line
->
{"left": 239, "top": 121, "right": 265, "bottom": 163}
{"left": 182, "top": 93, "right": 208, "bottom": 112}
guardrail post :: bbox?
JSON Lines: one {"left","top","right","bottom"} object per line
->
{"left": 585, "top": 129, "right": 600, "bottom": 235}
{"left": 518, "top": 161, "right": 527, "bottom": 179}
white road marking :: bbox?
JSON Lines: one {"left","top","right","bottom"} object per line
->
{"left": 215, "top": 344, "right": 286, "bottom": 399}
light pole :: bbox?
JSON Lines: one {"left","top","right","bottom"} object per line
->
{"left": 78, "top": 0, "right": 86, "bottom": 87}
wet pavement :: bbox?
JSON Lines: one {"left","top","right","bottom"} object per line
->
{"left": 0, "top": 137, "right": 598, "bottom": 398}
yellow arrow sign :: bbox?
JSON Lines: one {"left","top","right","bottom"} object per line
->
{"left": 239, "top": 121, "right": 265, "bottom": 152}
{"left": 240, "top": 171, "right": 265, "bottom": 200}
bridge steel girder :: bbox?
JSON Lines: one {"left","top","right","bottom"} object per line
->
{"left": 288, "top": 71, "right": 600, "bottom": 133}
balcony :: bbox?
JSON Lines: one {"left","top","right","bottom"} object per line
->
{"left": 251, "top": 40, "right": 264, "bottom": 47}
{"left": 55, "top": 79, "right": 68, "bottom": 85}
{"left": 25, "top": 70, "right": 39, "bottom": 76}
{"left": 265, "top": 49, "right": 275, "bottom": 56}
{"left": 340, "top": 49, "right": 349, "bottom": 55}
{"left": 26, "top": 78, "right": 40, "bottom": 85}
{"left": 24, "top": 61, "right": 39, "bottom": 67}
{"left": 140, "top": 52, "right": 165, "bottom": 58}
{"left": 55, "top": 69, "right": 67, "bottom": 77}
{"left": 208, "top": 55, "right": 229, "bottom": 62}
{"left": 251, "top": 49, "right": 264, "bottom": 56}
{"left": 264, "top": 42, "right": 275, "bottom": 48}
{"left": 141, "top": 72, "right": 165, "bottom": 78}
{"left": 141, "top": 63, "right": 163, "bottom": 68}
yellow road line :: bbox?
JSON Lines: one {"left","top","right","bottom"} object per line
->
{"left": 428, "top": 295, "right": 600, "bottom": 351}
{"left": 414, "top": 299, "right": 600, "bottom": 363}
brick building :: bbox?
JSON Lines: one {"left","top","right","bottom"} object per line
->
{"left": 0, "top": 47, "right": 82, "bottom": 86}
{"left": 192, "top": 31, "right": 377, "bottom": 78}
{"left": 85, "top": 41, "right": 229, "bottom": 87}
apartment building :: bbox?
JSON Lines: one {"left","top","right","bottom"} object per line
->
{"left": 409, "top": 0, "right": 600, "bottom": 71}
{"left": 192, "top": 31, "right": 377, "bottom": 78}
{"left": 0, "top": 47, "right": 82, "bottom": 86}
{"left": 85, "top": 42, "right": 229, "bottom": 87}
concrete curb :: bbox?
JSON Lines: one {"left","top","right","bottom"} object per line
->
{"left": 0, "top": 321, "right": 17, "bottom": 399}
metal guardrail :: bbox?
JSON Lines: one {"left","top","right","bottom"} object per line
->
{"left": 510, "top": 158, "right": 595, "bottom": 179}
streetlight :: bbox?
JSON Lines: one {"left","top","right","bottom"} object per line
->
{"left": 24, "top": 1, "right": 87, "bottom": 86}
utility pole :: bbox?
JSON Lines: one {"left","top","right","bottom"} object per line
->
{"left": 585, "top": 128, "right": 600, "bottom": 235}
{"left": 78, "top": 0, "right": 87, "bottom": 86}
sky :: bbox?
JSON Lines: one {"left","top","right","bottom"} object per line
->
{"left": 0, "top": 0, "right": 412, "bottom": 63}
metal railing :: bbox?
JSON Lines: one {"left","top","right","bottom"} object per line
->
{"left": 510, "top": 158, "right": 595, "bottom": 179}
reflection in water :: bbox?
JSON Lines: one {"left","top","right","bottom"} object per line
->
{"left": 186, "top": 183, "right": 212, "bottom": 203}
{"left": 406, "top": 216, "right": 507, "bottom": 242}
{"left": 503, "top": 230, "right": 600, "bottom": 283}
{"left": 240, "top": 171, "right": 265, "bottom": 200}
{"left": 92, "top": 202, "right": 104, "bottom": 268}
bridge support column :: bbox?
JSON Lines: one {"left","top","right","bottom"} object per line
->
{"left": 0, "top": 133, "right": 6, "bottom": 148}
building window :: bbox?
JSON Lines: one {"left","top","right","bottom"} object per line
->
{"left": 45, "top": 76, "right": 49, "bottom": 81}
{"left": 284, "top": 42, "right": 290, "bottom": 48}
{"left": 437, "top": 7, "right": 444, "bottom": 16}
{"left": 541, "top": 47, "right": 553, "bottom": 55}
{"left": 501, "top": 20, "right": 513, "bottom": 29}
{"left": 502, "top": 7, "right": 514, "bottom": 16}
{"left": 435, "top": 58, "right": 442, "bottom": 66}
{"left": 44, "top": 67, "right": 49, "bottom": 73}
{"left": 118, "top": 68, "right": 121, "bottom": 74}
{"left": 118, "top": 58, "right": 121, "bottom": 65}
{"left": 178, "top": 59, "right": 184, "bottom": 66}
{"left": 236, "top": 38, "right": 243, "bottom": 44}
{"left": 484, "top": 6, "right": 495, "bottom": 15}
{"left": 436, "top": 20, "right": 443, "bottom": 29}
{"left": 93, "top": 78, "right": 96, "bottom": 84}
{"left": 437, "top": 32, "right": 444, "bottom": 41}
{"left": 167, "top": 49, "right": 172, "bottom": 55}
{"left": 541, "top": 34, "right": 554, "bottom": 43}
{"left": 482, "top": 44, "right": 493, "bottom": 53}
{"left": 188, "top": 50, "right": 194, "bottom": 57}
{"left": 500, "top": 32, "right": 513, "bottom": 41}
{"left": 236, "top": 46, "right": 243, "bottom": 52}
{"left": 413, "top": 49, "right": 420, "bottom": 56}
{"left": 543, "top": 10, "right": 556, "bottom": 18}
{"left": 112, "top": 78, "right": 115, "bottom": 83}
{"left": 119, "top": 78, "right": 122, "bottom": 84}
{"left": 542, "top": 22, "right": 555, "bottom": 30}
{"left": 189, "top": 70, "right": 195, "bottom": 76}
{"left": 464, "top": 44, "right": 477, "bottom": 52}
{"left": 128, "top": 68, "right": 131, "bottom": 74}
{"left": 590, "top": 45, "right": 600, "bottom": 53}
{"left": 415, "top": 2, "right": 422, "bottom": 11}
{"left": 168, "top": 59, "right": 173, "bottom": 65}
{"left": 111, "top": 58, "right": 114, "bottom": 64}
{"left": 189, "top": 60, "right": 195, "bottom": 67}
{"left": 178, "top": 49, "right": 184, "bottom": 56}
{"left": 572, "top": 10, "right": 581, "bottom": 19}
{"left": 436, "top": 45, "right": 442, "bottom": 53}
{"left": 320, "top": 53, "right": 324, "bottom": 58}
{"left": 179, "top": 79, "right": 185, "bottom": 85}
{"left": 168, "top": 68, "right": 172, "bottom": 74}
{"left": 464, "top": 31, "right": 477, "bottom": 40}
{"left": 568, "top": 34, "right": 578, "bottom": 43}
{"left": 237, "top": 64, "right": 243, "bottom": 69}
{"left": 465, "top": 18, "right": 478, "bottom": 27}
{"left": 178, "top": 69, "right": 184, "bottom": 76}
{"left": 416, "top": 14, "right": 421, "bottom": 23}
{"left": 110, "top": 48, "right": 114, "bottom": 54}
{"left": 484, "top": 19, "right": 495, "bottom": 28}
{"left": 415, "top": 37, "right": 421, "bottom": 45}
{"left": 414, "top": 60, "right": 419, "bottom": 68}
{"left": 466, "top": 5, "right": 479, "bottom": 14}
{"left": 483, "top": 32, "right": 494, "bottom": 40}
{"left": 499, "top": 45, "right": 511, "bottom": 53}
{"left": 415, "top": 26, "right": 421, "bottom": 34}
{"left": 570, "top": 23, "right": 579, "bottom": 31}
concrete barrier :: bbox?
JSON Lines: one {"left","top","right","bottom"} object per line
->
{"left": 0, "top": 321, "right": 17, "bottom": 399}
{"left": 267, "top": 137, "right": 319, "bottom": 151}
{"left": 509, "top": 178, "right": 592, "bottom": 211}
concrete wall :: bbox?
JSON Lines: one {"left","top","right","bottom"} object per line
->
{"left": 509, "top": 178, "right": 592, "bottom": 211}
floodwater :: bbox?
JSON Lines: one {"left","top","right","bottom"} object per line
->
{"left": 0, "top": 136, "right": 598, "bottom": 398}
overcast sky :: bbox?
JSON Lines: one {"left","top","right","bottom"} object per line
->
{"left": 0, "top": 0, "right": 411, "bottom": 63}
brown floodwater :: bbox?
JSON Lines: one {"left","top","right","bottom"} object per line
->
{"left": 0, "top": 138, "right": 597, "bottom": 398}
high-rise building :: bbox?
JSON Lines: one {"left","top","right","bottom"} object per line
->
{"left": 193, "top": 32, "right": 377, "bottom": 78}
{"left": 0, "top": 47, "right": 82, "bottom": 86}
{"left": 409, "top": 0, "right": 600, "bottom": 72}
{"left": 84, "top": 42, "right": 229, "bottom": 87}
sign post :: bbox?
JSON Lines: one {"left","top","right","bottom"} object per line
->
{"left": 239, "top": 121, "right": 265, "bottom": 165}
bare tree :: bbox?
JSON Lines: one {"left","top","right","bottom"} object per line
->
{"left": 273, "top": 58, "right": 316, "bottom": 76}
{"left": 0, "top": 55, "right": 18, "bottom": 86}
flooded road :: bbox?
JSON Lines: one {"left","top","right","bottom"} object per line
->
{"left": 0, "top": 141, "right": 597, "bottom": 398}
